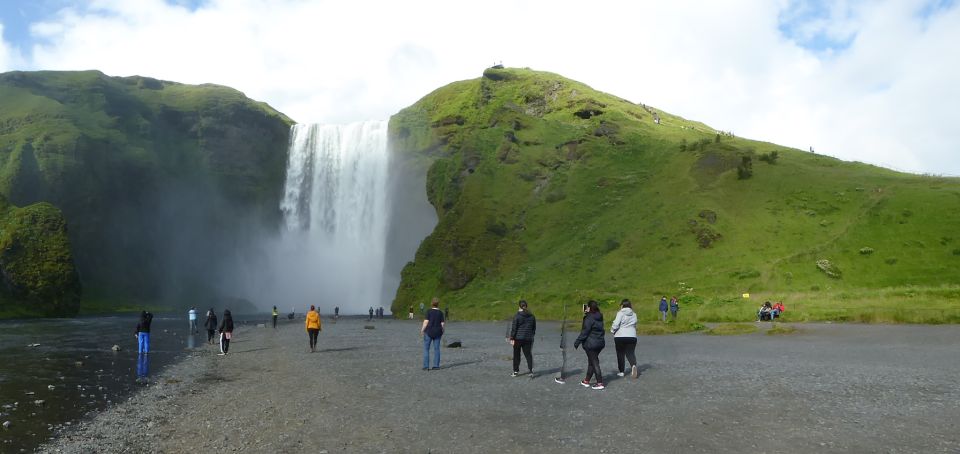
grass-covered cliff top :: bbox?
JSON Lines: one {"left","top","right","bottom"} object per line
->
{"left": 390, "top": 67, "right": 960, "bottom": 323}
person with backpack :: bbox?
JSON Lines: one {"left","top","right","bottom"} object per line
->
{"left": 574, "top": 300, "right": 606, "bottom": 390}
{"left": 135, "top": 311, "right": 153, "bottom": 354}
{"left": 658, "top": 296, "right": 669, "bottom": 322}
{"left": 669, "top": 297, "right": 679, "bottom": 321}
{"left": 204, "top": 308, "right": 218, "bottom": 344}
{"left": 218, "top": 309, "right": 234, "bottom": 356}
{"left": 420, "top": 298, "right": 445, "bottom": 370}
{"left": 611, "top": 299, "right": 639, "bottom": 378}
{"left": 305, "top": 305, "right": 322, "bottom": 352}
{"left": 508, "top": 300, "right": 537, "bottom": 377}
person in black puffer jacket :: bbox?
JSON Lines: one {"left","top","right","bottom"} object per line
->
{"left": 508, "top": 300, "right": 537, "bottom": 377}
{"left": 574, "top": 300, "right": 606, "bottom": 390}
{"left": 218, "top": 309, "right": 235, "bottom": 355}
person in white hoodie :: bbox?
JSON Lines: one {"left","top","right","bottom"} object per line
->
{"left": 610, "top": 299, "right": 639, "bottom": 379}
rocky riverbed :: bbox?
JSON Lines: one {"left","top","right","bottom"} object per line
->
{"left": 36, "top": 319, "right": 960, "bottom": 453}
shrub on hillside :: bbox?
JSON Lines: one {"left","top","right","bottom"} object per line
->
{"left": 758, "top": 150, "right": 779, "bottom": 164}
{"left": 885, "top": 257, "right": 898, "bottom": 265}
{"left": 737, "top": 156, "right": 753, "bottom": 179}
{"left": 859, "top": 247, "right": 875, "bottom": 255}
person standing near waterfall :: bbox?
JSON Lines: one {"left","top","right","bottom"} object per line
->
{"left": 218, "top": 309, "right": 234, "bottom": 356}
{"left": 421, "top": 298, "right": 445, "bottom": 370}
{"left": 135, "top": 311, "right": 153, "bottom": 354}
{"left": 305, "top": 305, "right": 322, "bottom": 352}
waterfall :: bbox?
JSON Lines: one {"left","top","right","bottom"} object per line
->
{"left": 278, "top": 121, "right": 391, "bottom": 313}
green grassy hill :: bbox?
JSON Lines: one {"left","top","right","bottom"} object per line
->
{"left": 390, "top": 67, "right": 960, "bottom": 323}
{"left": 0, "top": 70, "right": 292, "bottom": 316}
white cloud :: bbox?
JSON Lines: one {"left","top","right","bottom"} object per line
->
{"left": 0, "top": 24, "right": 24, "bottom": 71}
{"left": 9, "top": 0, "right": 960, "bottom": 175}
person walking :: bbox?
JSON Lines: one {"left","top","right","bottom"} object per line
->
{"left": 135, "top": 311, "right": 153, "bottom": 354}
{"left": 508, "top": 300, "right": 537, "bottom": 377}
{"left": 305, "top": 305, "right": 322, "bottom": 352}
{"left": 272, "top": 306, "right": 279, "bottom": 329}
{"left": 204, "top": 308, "right": 218, "bottom": 344}
{"left": 187, "top": 307, "right": 198, "bottom": 334}
{"left": 334, "top": 306, "right": 339, "bottom": 320}
{"left": 669, "top": 297, "right": 679, "bottom": 321}
{"left": 658, "top": 296, "right": 669, "bottom": 322}
{"left": 419, "top": 302, "right": 425, "bottom": 316}
{"left": 421, "top": 298, "right": 445, "bottom": 370}
{"left": 574, "top": 300, "right": 606, "bottom": 390}
{"left": 611, "top": 299, "right": 639, "bottom": 379}
{"left": 408, "top": 305, "right": 414, "bottom": 320}
{"left": 368, "top": 307, "right": 374, "bottom": 321}
{"left": 217, "top": 309, "right": 234, "bottom": 356}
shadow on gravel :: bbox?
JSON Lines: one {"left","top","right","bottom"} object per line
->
{"left": 234, "top": 347, "right": 273, "bottom": 354}
{"left": 538, "top": 367, "right": 584, "bottom": 377}
{"left": 439, "top": 360, "right": 483, "bottom": 369}
{"left": 316, "top": 347, "right": 364, "bottom": 353}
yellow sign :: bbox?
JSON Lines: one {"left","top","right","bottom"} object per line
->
{"left": 742, "top": 293, "right": 750, "bottom": 299}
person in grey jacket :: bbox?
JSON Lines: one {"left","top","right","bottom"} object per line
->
{"left": 508, "top": 300, "right": 537, "bottom": 377}
{"left": 611, "top": 299, "right": 639, "bottom": 378}
{"left": 574, "top": 300, "right": 606, "bottom": 390}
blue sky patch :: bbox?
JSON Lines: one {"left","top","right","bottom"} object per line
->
{"left": 777, "top": 0, "right": 857, "bottom": 54}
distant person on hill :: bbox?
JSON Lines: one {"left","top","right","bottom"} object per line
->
{"left": 771, "top": 301, "right": 785, "bottom": 320}
{"left": 421, "top": 298, "right": 445, "bottom": 370}
{"left": 204, "top": 308, "right": 218, "bottom": 344}
{"left": 611, "top": 299, "right": 639, "bottom": 379}
{"left": 658, "top": 297, "right": 669, "bottom": 322}
{"left": 334, "top": 306, "right": 339, "bottom": 320}
{"left": 305, "top": 305, "right": 322, "bottom": 352}
{"left": 272, "top": 306, "right": 279, "bottom": 329}
{"left": 368, "top": 307, "right": 374, "bottom": 321}
{"left": 218, "top": 309, "right": 234, "bottom": 356}
{"left": 188, "top": 307, "right": 198, "bottom": 334}
{"left": 574, "top": 300, "right": 606, "bottom": 390}
{"left": 508, "top": 300, "right": 537, "bottom": 377}
{"left": 135, "top": 311, "right": 153, "bottom": 354}
{"left": 420, "top": 302, "right": 425, "bottom": 316}
{"left": 669, "top": 297, "right": 679, "bottom": 321}
{"left": 757, "top": 302, "right": 773, "bottom": 321}
{"left": 408, "top": 305, "right": 414, "bottom": 320}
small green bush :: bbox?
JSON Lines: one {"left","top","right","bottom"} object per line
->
{"left": 859, "top": 247, "right": 875, "bottom": 255}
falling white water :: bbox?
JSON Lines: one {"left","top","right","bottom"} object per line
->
{"left": 277, "top": 121, "right": 391, "bottom": 314}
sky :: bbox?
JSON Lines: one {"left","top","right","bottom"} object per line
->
{"left": 0, "top": 0, "right": 958, "bottom": 176}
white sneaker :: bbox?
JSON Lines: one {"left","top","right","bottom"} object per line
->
{"left": 217, "top": 353, "right": 225, "bottom": 356}
{"left": 617, "top": 372, "right": 625, "bottom": 377}
{"left": 511, "top": 371, "right": 519, "bottom": 377}
{"left": 591, "top": 383, "right": 605, "bottom": 390}
{"left": 631, "top": 365, "right": 638, "bottom": 379}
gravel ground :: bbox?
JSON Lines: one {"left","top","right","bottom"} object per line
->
{"left": 36, "top": 318, "right": 960, "bottom": 453}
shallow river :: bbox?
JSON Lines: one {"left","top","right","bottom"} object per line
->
{"left": 0, "top": 314, "right": 264, "bottom": 452}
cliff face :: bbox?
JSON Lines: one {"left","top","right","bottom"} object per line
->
{"left": 0, "top": 70, "right": 293, "bottom": 314}
{"left": 389, "top": 67, "right": 960, "bottom": 320}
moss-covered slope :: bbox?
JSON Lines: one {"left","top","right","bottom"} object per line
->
{"left": 0, "top": 194, "right": 79, "bottom": 317}
{"left": 0, "top": 70, "right": 292, "bottom": 314}
{"left": 390, "top": 67, "right": 960, "bottom": 320}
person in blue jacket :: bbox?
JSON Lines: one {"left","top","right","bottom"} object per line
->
{"left": 658, "top": 296, "right": 669, "bottom": 322}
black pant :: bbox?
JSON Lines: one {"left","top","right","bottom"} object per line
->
{"left": 220, "top": 333, "right": 230, "bottom": 353}
{"left": 614, "top": 337, "right": 637, "bottom": 372}
{"left": 308, "top": 328, "right": 319, "bottom": 350}
{"left": 207, "top": 329, "right": 215, "bottom": 343}
{"left": 584, "top": 348, "right": 603, "bottom": 383}
{"left": 512, "top": 339, "right": 534, "bottom": 372}
{"left": 272, "top": 315, "right": 278, "bottom": 328}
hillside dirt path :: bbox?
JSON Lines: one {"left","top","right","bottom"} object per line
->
{"left": 39, "top": 318, "right": 960, "bottom": 453}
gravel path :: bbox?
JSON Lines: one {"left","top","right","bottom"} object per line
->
{"left": 37, "top": 319, "right": 960, "bottom": 453}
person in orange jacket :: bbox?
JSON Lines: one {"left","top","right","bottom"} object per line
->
{"left": 305, "top": 305, "right": 322, "bottom": 352}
